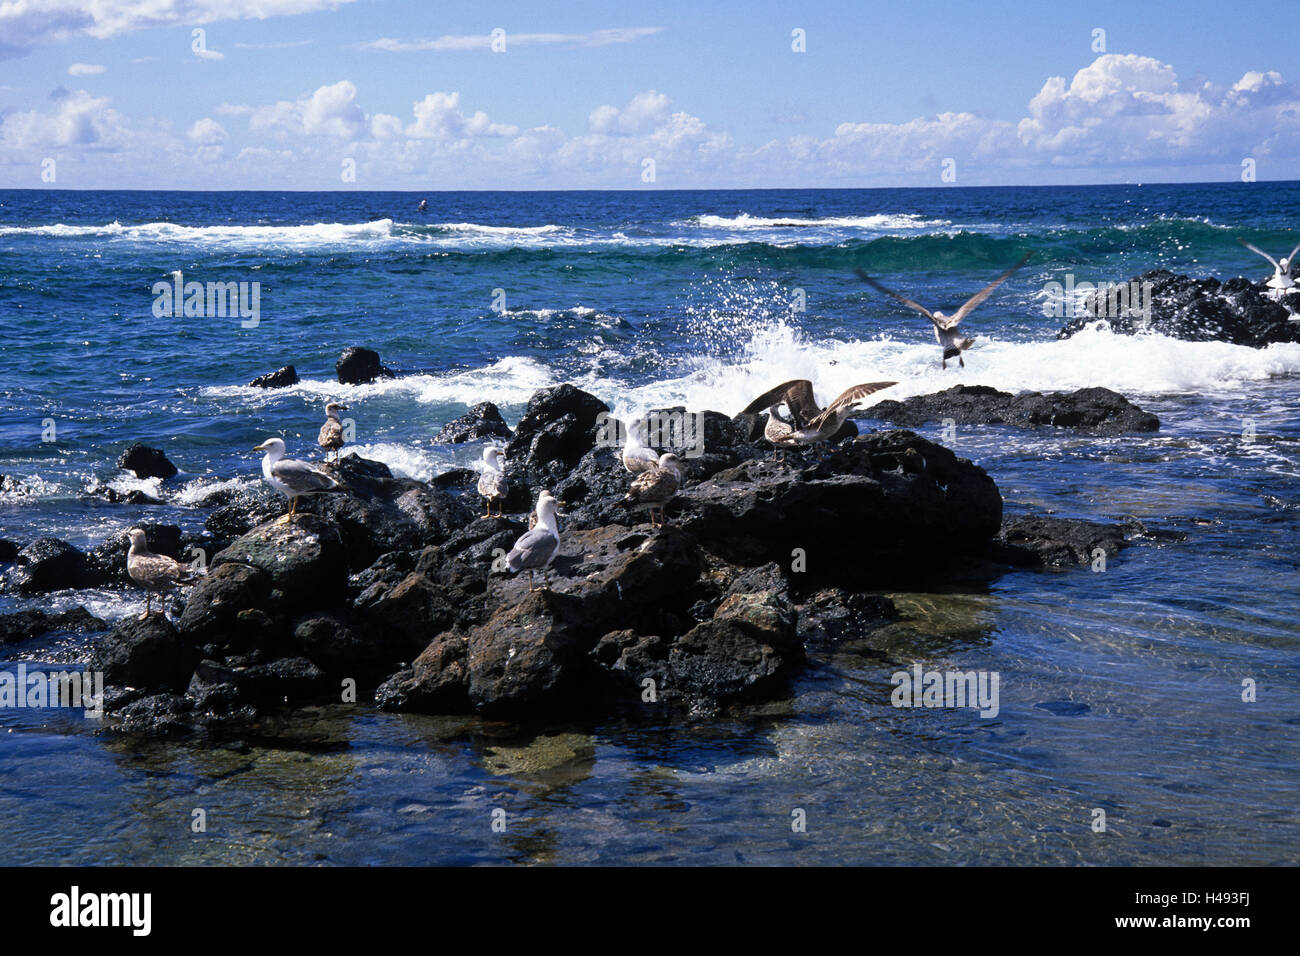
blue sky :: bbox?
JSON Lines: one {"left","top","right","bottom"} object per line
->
{"left": 2, "top": 0, "right": 1298, "bottom": 188}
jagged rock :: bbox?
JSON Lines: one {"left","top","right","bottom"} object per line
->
{"left": 865, "top": 385, "right": 1159, "bottom": 434}
{"left": 504, "top": 383, "right": 610, "bottom": 482}
{"left": 177, "top": 562, "right": 271, "bottom": 644}
{"left": 795, "top": 589, "right": 899, "bottom": 648}
{"left": 90, "top": 615, "right": 199, "bottom": 692}
{"left": 434, "top": 402, "right": 513, "bottom": 443}
{"left": 1058, "top": 269, "right": 1300, "bottom": 347}
{"left": 336, "top": 346, "right": 395, "bottom": 384}
{"left": 117, "top": 443, "right": 178, "bottom": 480}
{"left": 3, "top": 538, "right": 97, "bottom": 593}
{"left": 0, "top": 539, "right": 18, "bottom": 562}
{"left": 0, "top": 607, "right": 107, "bottom": 644}
{"left": 209, "top": 515, "right": 348, "bottom": 608}
{"left": 994, "top": 515, "right": 1128, "bottom": 569}
{"left": 249, "top": 365, "right": 299, "bottom": 389}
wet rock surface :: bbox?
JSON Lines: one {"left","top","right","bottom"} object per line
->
{"left": 434, "top": 402, "right": 513, "bottom": 444}
{"left": 336, "top": 346, "right": 395, "bottom": 384}
{"left": 865, "top": 385, "right": 1159, "bottom": 434}
{"left": 117, "top": 443, "right": 178, "bottom": 480}
{"left": 249, "top": 365, "right": 299, "bottom": 389}
{"left": 1057, "top": 269, "right": 1300, "bottom": 347}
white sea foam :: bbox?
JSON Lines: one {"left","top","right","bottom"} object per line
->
{"left": 0, "top": 219, "right": 396, "bottom": 246}
{"left": 689, "top": 213, "right": 949, "bottom": 231}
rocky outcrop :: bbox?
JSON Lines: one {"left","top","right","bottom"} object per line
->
{"left": 117, "top": 443, "right": 178, "bottom": 480}
{"left": 336, "top": 347, "right": 395, "bottom": 385}
{"left": 865, "top": 385, "right": 1159, "bottom": 434}
{"left": 993, "top": 515, "right": 1128, "bottom": 569}
{"left": 0, "top": 607, "right": 106, "bottom": 644}
{"left": 249, "top": 365, "right": 299, "bottom": 389}
{"left": 1058, "top": 270, "right": 1300, "bottom": 347}
{"left": 504, "top": 384, "right": 610, "bottom": 484}
{"left": 2, "top": 538, "right": 97, "bottom": 593}
{"left": 434, "top": 402, "right": 513, "bottom": 444}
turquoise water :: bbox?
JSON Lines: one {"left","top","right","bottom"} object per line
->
{"left": 1, "top": 184, "right": 1298, "bottom": 864}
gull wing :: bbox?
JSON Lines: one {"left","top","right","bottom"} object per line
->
{"left": 809, "top": 381, "right": 897, "bottom": 429}
{"left": 318, "top": 419, "right": 343, "bottom": 447}
{"left": 271, "top": 458, "right": 338, "bottom": 493}
{"left": 740, "top": 379, "right": 819, "bottom": 426}
{"left": 854, "top": 270, "right": 936, "bottom": 323}
{"left": 949, "top": 250, "right": 1034, "bottom": 325}
{"left": 1287, "top": 241, "right": 1300, "bottom": 267}
{"left": 507, "top": 527, "right": 558, "bottom": 571}
{"left": 1238, "top": 238, "right": 1280, "bottom": 270}
{"left": 624, "top": 465, "right": 681, "bottom": 505}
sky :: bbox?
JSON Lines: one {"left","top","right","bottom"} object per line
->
{"left": 1, "top": 0, "right": 1298, "bottom": 190}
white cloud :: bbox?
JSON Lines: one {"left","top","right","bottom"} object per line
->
{"left": 0, "top": 0, "right": 357, "bottom": 60}
{"left": 0, "top": 87, "right": 123, "bottom": 148}
{"left": 67, "top": 62, "right": 105, "bottom": 76}
{"left": 406, "top": 91, "right": 517, "bottom": 139}
{"left": 188, "top": 117, "right": 226, "bottom": 145}
{"left": 234, "top": 80, "right": 367, "bottom": 139}
{"left": 363, "top": 26, "right": 662, "bottom": 52}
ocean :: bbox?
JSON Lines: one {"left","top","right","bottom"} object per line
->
{"left": 1, "top": 183, "right": 1298, "bottom": 864}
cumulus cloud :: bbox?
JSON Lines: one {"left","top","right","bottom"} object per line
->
{"left": 0, "top": 0, "right": 357, "bottom": 59}
{"left": 67, "top": 62, "right": 105, "bottom": 75}
{"left": 363, "top": 26, "right": 662, "bottom": 52}
{"left": 0, "top": 87, "right": 123, "bottom": 148}
{"left": 188, "top": 117, "right": 226, "bottom": 145}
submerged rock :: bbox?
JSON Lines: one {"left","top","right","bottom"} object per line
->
{"left": 1057, "top": 269, "right": 1300, "bottom": 347}
{"left": 994, "top": 515, "right": 1128, "bottom": 569}
{"left": 336, "top": 346, "right": 395, "bottom": 385}
{"left": 865, "top": 385, "right": 1159, "bottom": 434}
{"left": 249, "top": 365, "right": 299, "bottom": 389}
{"left": 117, "top": 443, "right": 178, "bottom": 480}
{"left": 0, "top": 607, "right": 107, "bottom": 644}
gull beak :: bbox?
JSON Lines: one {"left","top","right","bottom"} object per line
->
{"left": 252, "top": 443, "right": 266, "bottom": 452}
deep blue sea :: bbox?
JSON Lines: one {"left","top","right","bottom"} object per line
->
{"left": 1, "top": 184, "right": 1298, "bottom": 864}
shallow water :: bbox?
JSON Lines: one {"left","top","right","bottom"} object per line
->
{"left": 2, "top": 184, "right": 1298, "bottom": 864}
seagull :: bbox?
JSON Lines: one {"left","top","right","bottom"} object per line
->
{"left": 253, "top": 437, "right": 340, "bottom": 523}
{"left": 855, "top": 251, "right": 1034, "bottom": 368}
{"left": 741, "top": 380, "right": 897, "bottom": 458}
{"left": 621, "top": 418, "right": 661, "bottom": 474}
{"left": 477, "top": 446, "right": 510, "bottom": 518}
{"left": 1238, "top": 237, "right": 1300, "bottom": 300}
{"left": 317, "top": 402, "right": 348, "bottom": 462}
{"left": 125, "top": 528, "right": 198, "bottom": 619}
{"left": 506, "top": 490, "right": 561, "bottom": 591}
{"left": 619, "top": 452, "right": 684, "bottom": 528}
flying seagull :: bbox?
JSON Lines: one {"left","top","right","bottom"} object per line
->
{"left": 619, "top": 452, "right": 684, "bottom": 528}
{"left": 507, "top": 490, "right": 561, "bottom": 591}
{"left": 741, "top": 379, "right": 897, "bottom": 457}
{"left": 317, "top": 402, "right": 348, "bottom": 462}
{"left": 477, "top": 446, "right": 510, "bottom": 518}
{"left": 1238, "top": 237, "right": 1299, "bottom": 299}
{"left": 855, "top": 251, "right": 1034, "bottom": 368}
{"left": 253, "top": 437, "right": 340, "bottom": 523}
{"left": 125, "top": 528, "right": 199, "bottom": 619}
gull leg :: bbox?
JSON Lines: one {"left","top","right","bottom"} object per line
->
{"left": 140, "top": 593, "right": 151, "bottom": 620}
{"left": 959, "top": 355, "right": 965, "bottom": 368}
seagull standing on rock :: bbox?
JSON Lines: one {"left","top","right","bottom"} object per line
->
{"left": 317, "top": 402, "right": 348, "bottom": 462}
{"left": 621, "top": 418, "right": 661, "bottom": 474}
{"left": 619, "top": 452, "right": 683, "bottom": 528}
{"left": 1238, "top": 237, "right": 1300, "bottom": 301}
{"left": 125, "top": 528, "right": 199, "bottom": 619}
{"left": 477, "top": 446, "right": 510, "bottom": 518}
{"left": 253, "top": 437, "right": 340, "bottom": 523}
{"left": 855, "top": 251, "right": 1033, "bottom": 368}
{"left": 507, "top": 490, "right": 561, "bottom": 591}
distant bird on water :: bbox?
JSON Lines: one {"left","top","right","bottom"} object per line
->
{"left": 741, "top": 379, "right": 897, "bottom": 458}
{"left": 855, "top": 251, "right": 1034, "bottom": 368}
{"left": 253, "top": 437, "right": 340, "bottom": 522}
{"left": 317, "top": 402, "right": 348, "bottom": 462}
{"left": 619, "top": 452, "right": 683, "bottom": 528}
{"left": 477, "top": 446, "right": 510, "bottom": 517}
{"left": 507, "top": 490, "right": 561, "bottom": 591}
{"left": 125, "top": 528, "right": 199, "bottom": 619}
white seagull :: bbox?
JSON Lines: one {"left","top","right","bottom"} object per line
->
{"left": 125, "top": 528, "right": 199, "bottom": 619}
{"left": 621, "top": 418, "right": 661, "bottom": 474}
{"left": 855, "top": 251, "right": 1034, "bottom": 368}
{"left": 477, "top": 446, "right": 510, "bottom": 518}
{"left": 1238, "top": 237, "right": 1300, "bottom": 300}
{"left": 506, "top": 490, "right": 561, "bottom": 591}
{"left": 253, "top": 437, "right": 340, "bottom": 523}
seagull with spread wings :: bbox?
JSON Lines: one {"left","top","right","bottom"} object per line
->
{"left": 741, "top": 379, "right": 897, "bottom": 458}
{"left": 1238, "top": 237, "right": 1299, "bottom": 300}
{"left": 855, "top": 251, "right": 1033, "bottom": 368}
